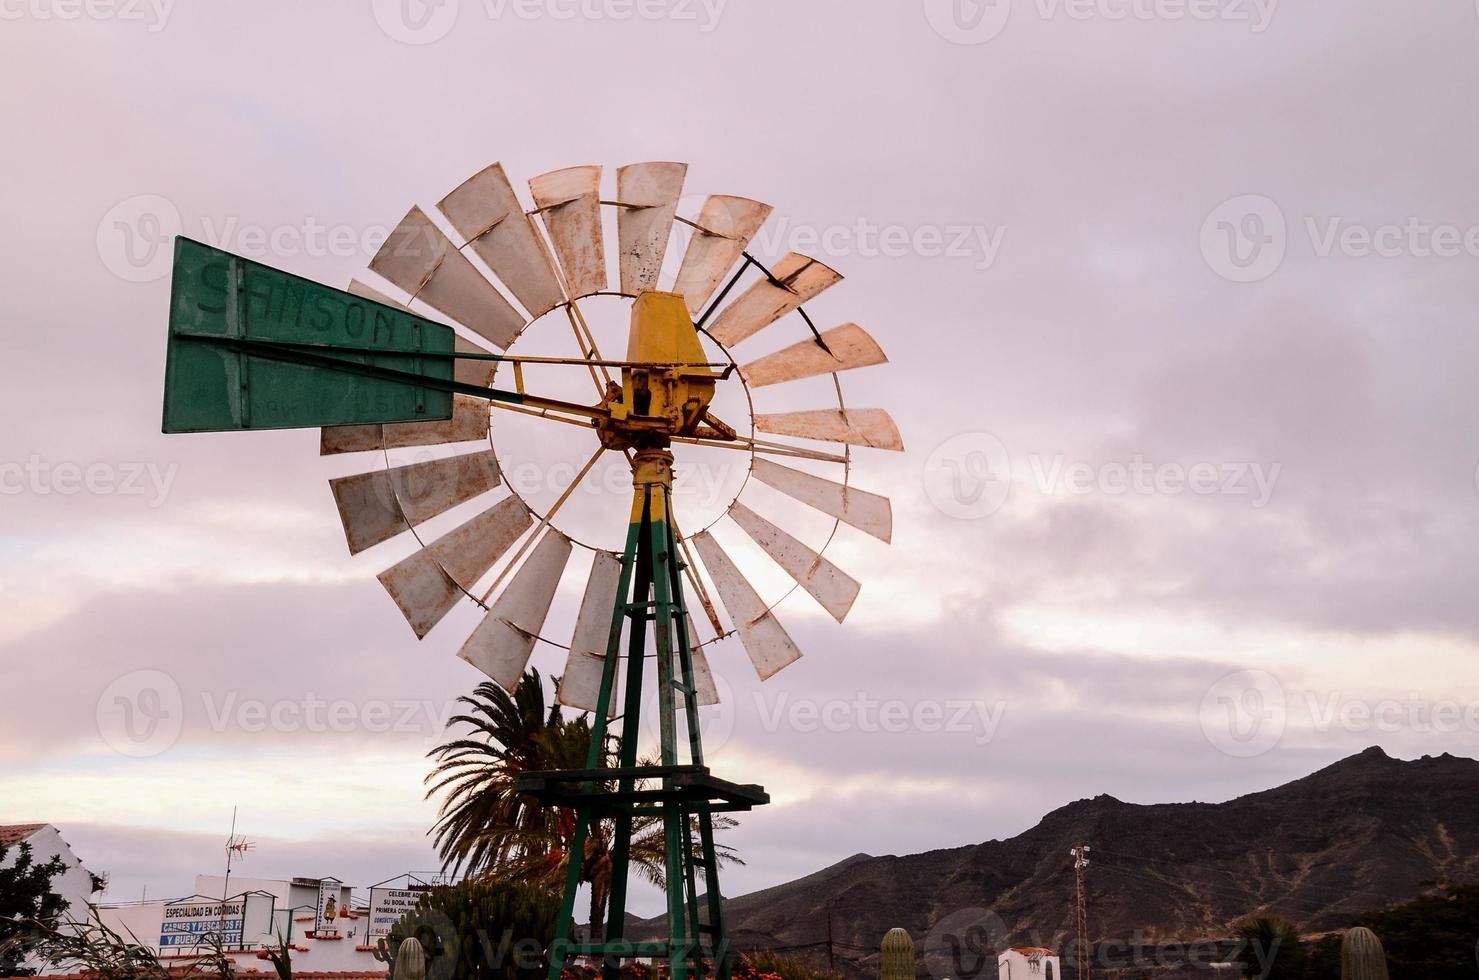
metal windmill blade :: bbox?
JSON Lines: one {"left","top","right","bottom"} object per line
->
{"left": 706, "top": 252, "right": 842, "bottom": 347}
{"left": 739, "top": 323, "right": 887, "bottom": 387}
{"left": 726, "top": 501, "right": 860, "bottom": 623}
{"left": 328, "top": 449, "right": 502, "bottom": 555}
{"left": 529, "top": 165, "right": 606, "bottom": 299}
{"left": 691, "top": 530, "right": 801, "bottom": 680}
{"left": 320, "top": 393, "right": 491, "bottom": 456}
{"left": 557, "top": 550, "right": 624, "bottom": 715}
{"left": 672, "top": 195, "right": 773, "bottom": 315}
{"left": 369, "top": 206, "right": 525, "bottom": 349}
{"left": 616, "top": 162, "right": 687, "bottom": 295}
{"left": 750, "top": 457, "right": 892, "bottom": 543}
{"left": 438, "top": 162, "right": 567, "bottom": 319}
{"left": 459, "top": 530, "right": 573, "bottom": 690}
{"left": 681, "top": 608, "right": 720, "bottom": 706}
{"left": 755, "top": 407, "right": 904, "bottom": 451}
{"left": 376, "top": 494, "right": 532, "bottom": 639}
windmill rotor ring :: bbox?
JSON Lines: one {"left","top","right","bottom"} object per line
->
{"left": 320, "top": 161, "right": 901, "bottom": 708}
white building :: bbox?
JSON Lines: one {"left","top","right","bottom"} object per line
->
{"left": 0, "top": 823, "right": 103, "bottom": 921}
{"left": 96, "top": 874, "right": 390, "bottom": 974}
{"left": 998, "top": 946, "right": 1061, "bottom": 980}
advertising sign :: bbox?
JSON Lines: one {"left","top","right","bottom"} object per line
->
{"left": 159, "top": 897, "right": 244, "bottom": 948}
{"left": 315, "top": 877, "right": 343, "bottom": 937}
{"left": 366, "top": 878, "right": 431, "bottom": 941}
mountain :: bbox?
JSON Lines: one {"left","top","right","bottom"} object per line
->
{"left": 632, "top": 747, "right": 1479, "bottom": 975}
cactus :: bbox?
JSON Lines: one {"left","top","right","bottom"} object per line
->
{"left": 1340, "top": 927, "right": 1389, "bottom": 980}
{"left": 880, "top": 927, "right": 915, "bottom": 980}
{"left": 394, "top": 937, "right": 428, "bottom": 980}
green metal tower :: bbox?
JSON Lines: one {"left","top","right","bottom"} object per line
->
{"left": 519, "top": 449, "right": 767, "bottom": 980}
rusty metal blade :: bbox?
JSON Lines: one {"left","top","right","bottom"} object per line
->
{"left": 459, "top": 530, "right": 573, "bottom": 691}
{"left": 616, "top": 162, "right": 686, "bottom": 295}
{"left": 750, "top": 457, "right": 892, "bottom": 543}
{"left": 320, "top": 424, "right": 385, "bottom": 456}
{"left": 684, "top": 611, "right": 720, "bottom": 706}
{"left": 329, "top": 449, "right": 501, "bottom": 556}
{"left": 369, "top": 206, "right": 524, "bottom": 348}
{"left": 320, "top": 395, "right": 489, "bottom": 455}
{"left": 320, "top": 393, "right": 489, "bottom": 456}
{"left": 673, "top": 196, "right": 772, "bottom": 315}
{"left": 707, "top": 253, "right": 842, "bottom": 347}
{"left": 691, "top": 531, "right": 801, "bottom": 681}
{"left": 439, "top": 162, "right": 567, "bottom": 318}
{"left": 385, "top": 393, "right": 490, "bottom": 448}
{"left": 348, "top": 279, "right": 404, "bottom": 308}
{"left": 454, "top": 336, "right": 497, "bottom": 388}
{"left": 529, "top": 166, "right": 605, "bottom": 299}
{"left": 727, "top": 502, "right": 860, "bottom": 622}
{"left": 754, "top": 408, "right": 903, "bottom": 451}
{"left": 557, "top": 550, "right": 623, "bottom": 715}
{"left": 739, "top": 323, "right": 887, "bottom": 388}
{"left": 376, "top": 495, "right": 532, "bottom": 639}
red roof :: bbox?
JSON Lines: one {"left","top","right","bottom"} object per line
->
{"left": 0, "top": 823, "right": 47, "bottom": 847}
{"left": 1008, "top": 947, "right": 1058, "bottom": 957}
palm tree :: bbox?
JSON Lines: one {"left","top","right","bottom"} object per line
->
{"left": 426, "top": 669, "right": 740, "bottom": 940}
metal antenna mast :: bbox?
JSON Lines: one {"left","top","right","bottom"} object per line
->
{"left": 219, "top": 807, "right": 254, "bottom": 944}
{"left": 1069, "top": 844, "right": 1091, "bottom": 980}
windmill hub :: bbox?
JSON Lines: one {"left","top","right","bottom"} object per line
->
{"left": 595, "top": 289, "right": 727, "bottom": 453}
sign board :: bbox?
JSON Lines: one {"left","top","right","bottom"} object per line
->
{"left": 366, "top": 879, "right": 432, "bottom": 941}
{"left": 162, "top": 237, "right": 457, "bottom": 433}
{"left": 315, "top": 877, "right": 344, "bottom": 937}
{"left": 159, "top": 891, "right": 274, "bottom": 949}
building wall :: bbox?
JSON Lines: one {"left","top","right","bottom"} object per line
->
{"left": 997, "top": 950, "right": 1060, "bottom": 980}
{"left": 0, "top": 825, "right": 99, "bottom": 923}
{"left": 94, "top": 877, "right": 383, "bottom": 975}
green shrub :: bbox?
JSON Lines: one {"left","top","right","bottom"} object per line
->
{"left": 384, "top": 879, "right": 559, "bottom": 980}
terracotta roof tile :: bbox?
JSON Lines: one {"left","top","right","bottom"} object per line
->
{"left": 0, "top": 823, "right": 47, "bottom": 847}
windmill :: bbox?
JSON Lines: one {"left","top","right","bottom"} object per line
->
{"left": 160, "top": 161, "right": 901, "bottom": 980}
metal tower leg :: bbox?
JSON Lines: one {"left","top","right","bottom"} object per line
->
{"left": 533, "top": 455, "right": 766, "bottom": 980}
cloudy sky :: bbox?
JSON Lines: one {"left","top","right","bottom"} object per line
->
{"left": 3, "top": 0, "right": 1479, "bottom": 916}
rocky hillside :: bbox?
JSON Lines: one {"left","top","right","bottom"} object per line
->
{"left": 631, "top": 747, "right": 1479, "bottom": 975}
